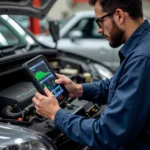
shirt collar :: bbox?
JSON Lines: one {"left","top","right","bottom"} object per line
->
{"left": 119, "top": 20, "right": 150, "bottom": 62}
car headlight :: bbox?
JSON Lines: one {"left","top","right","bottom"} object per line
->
{"left": 0, "top": 123, "right": 56, "bottom": 150}
{"left": 1, "top": 140, "right": 49, "bottom": 150}
{"left": 20, "top": 140, "right": 47, "bottom": 150}
{"left": 93, "top": 63, "right": 113, "bottom": 80}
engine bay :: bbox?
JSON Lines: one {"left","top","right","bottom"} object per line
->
{"left": 0, "top": 52, "right": 109, "bottom": 150}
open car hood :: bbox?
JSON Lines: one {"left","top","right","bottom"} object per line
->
{"left": 0, "top": 0, "right": 56, "bottom": 18}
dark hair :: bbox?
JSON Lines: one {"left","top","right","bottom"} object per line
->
{"left": 88, "top": 0, "right": 143, "bottom": 20}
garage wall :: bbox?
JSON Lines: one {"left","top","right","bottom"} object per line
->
{"left": 47, "top": 0, "right": 73, "bottom": 20}
{"left": 143, "top": 1, "right": 150, "bottom": 18}
{"left": 47, "top": 0, "right": 92, "bottom": 20}
{"left": 47, "top": 0, "right": 150, "bottom": 20}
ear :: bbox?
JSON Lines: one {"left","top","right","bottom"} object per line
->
{"left": 115, "top": 9, "right": 125, "bottom": 24}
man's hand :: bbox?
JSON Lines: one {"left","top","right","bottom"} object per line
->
{"left": 32, "top": 88, "right": 60, "bottom": 120}
{"left": 55, "top": 74, "right": 83, "bottom": 98}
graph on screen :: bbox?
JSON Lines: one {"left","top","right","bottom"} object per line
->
{"left": 35, "top": 71, "right": 50, "bottom": 81}
{"left": 30, "top": 60, "right": 64, "bottom": 98}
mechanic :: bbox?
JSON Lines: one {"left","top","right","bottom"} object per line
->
{"left": 32, "top": 0, "right": 150, "bottom": 149}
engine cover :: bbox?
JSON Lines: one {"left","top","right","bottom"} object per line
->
{"left": 0, "top": 82, "right": 36, "bottom": 111}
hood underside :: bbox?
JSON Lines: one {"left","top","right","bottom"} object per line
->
{"left": 0, "top": 0, "right": 56, "bottom": 18}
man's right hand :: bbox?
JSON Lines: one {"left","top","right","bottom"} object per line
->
{"left": 55, "top": 74, "right": 83, "bottom": 98}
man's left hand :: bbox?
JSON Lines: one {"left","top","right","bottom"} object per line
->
{"left": 32, "top": 88, "right": 61, "bottom": 120}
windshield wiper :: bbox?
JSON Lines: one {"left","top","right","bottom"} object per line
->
{"left": 0, "top": 44, "right": 39, "bottom": 57}
{"left": 0, "top": 44, "right": 27, "bottom": 57}
{"left": 23, "top": 43, "right": 39, "bottom": 51}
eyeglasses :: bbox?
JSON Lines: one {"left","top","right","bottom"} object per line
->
{"left": 95, "top": 11, "right": 115, "bottom": 28}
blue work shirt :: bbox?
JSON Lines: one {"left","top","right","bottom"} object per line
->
{"left": 54, "top": 20, "right": 150, "bottom": 149}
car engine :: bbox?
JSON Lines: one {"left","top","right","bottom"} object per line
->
{"left": 0, "top": 52, "right": 112, "bottom": 150}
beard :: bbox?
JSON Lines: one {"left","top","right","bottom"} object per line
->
{"left": 108, "top": 19, "right": 124, "bottom": 48}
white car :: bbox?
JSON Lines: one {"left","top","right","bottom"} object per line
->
{"left": 37, "top": 10, "right": 120, "bottom": 72}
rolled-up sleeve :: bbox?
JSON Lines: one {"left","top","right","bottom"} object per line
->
{"left": 54, "top": 55, "right": 150, "bottom": 149}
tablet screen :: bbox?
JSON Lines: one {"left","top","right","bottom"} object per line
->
{"left": 29, "top": 59, "right": 64, "bottom": 99}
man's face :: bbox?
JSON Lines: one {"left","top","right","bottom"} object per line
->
{"left": 94, "top": 1, "right": 124, "bottom": 48}
{"left": 109, "top": 19, "right": 124, "bottom": 48}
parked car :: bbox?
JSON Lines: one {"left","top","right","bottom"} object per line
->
{"left": 0, "top": 0, "right": 113, "bottom": 150}
{"left": 37, "top": 10, "right": 121, "bottom": 72}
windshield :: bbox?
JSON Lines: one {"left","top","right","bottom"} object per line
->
{"left": 0, "top": 15, "right": 36, "bottom": 47}
{"left": 59, "top": 15, "right": 74, "bottom": 28}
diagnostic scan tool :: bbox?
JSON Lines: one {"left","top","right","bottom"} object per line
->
{"left": 23, "top": 55, "right": 68, "bottom": 103}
